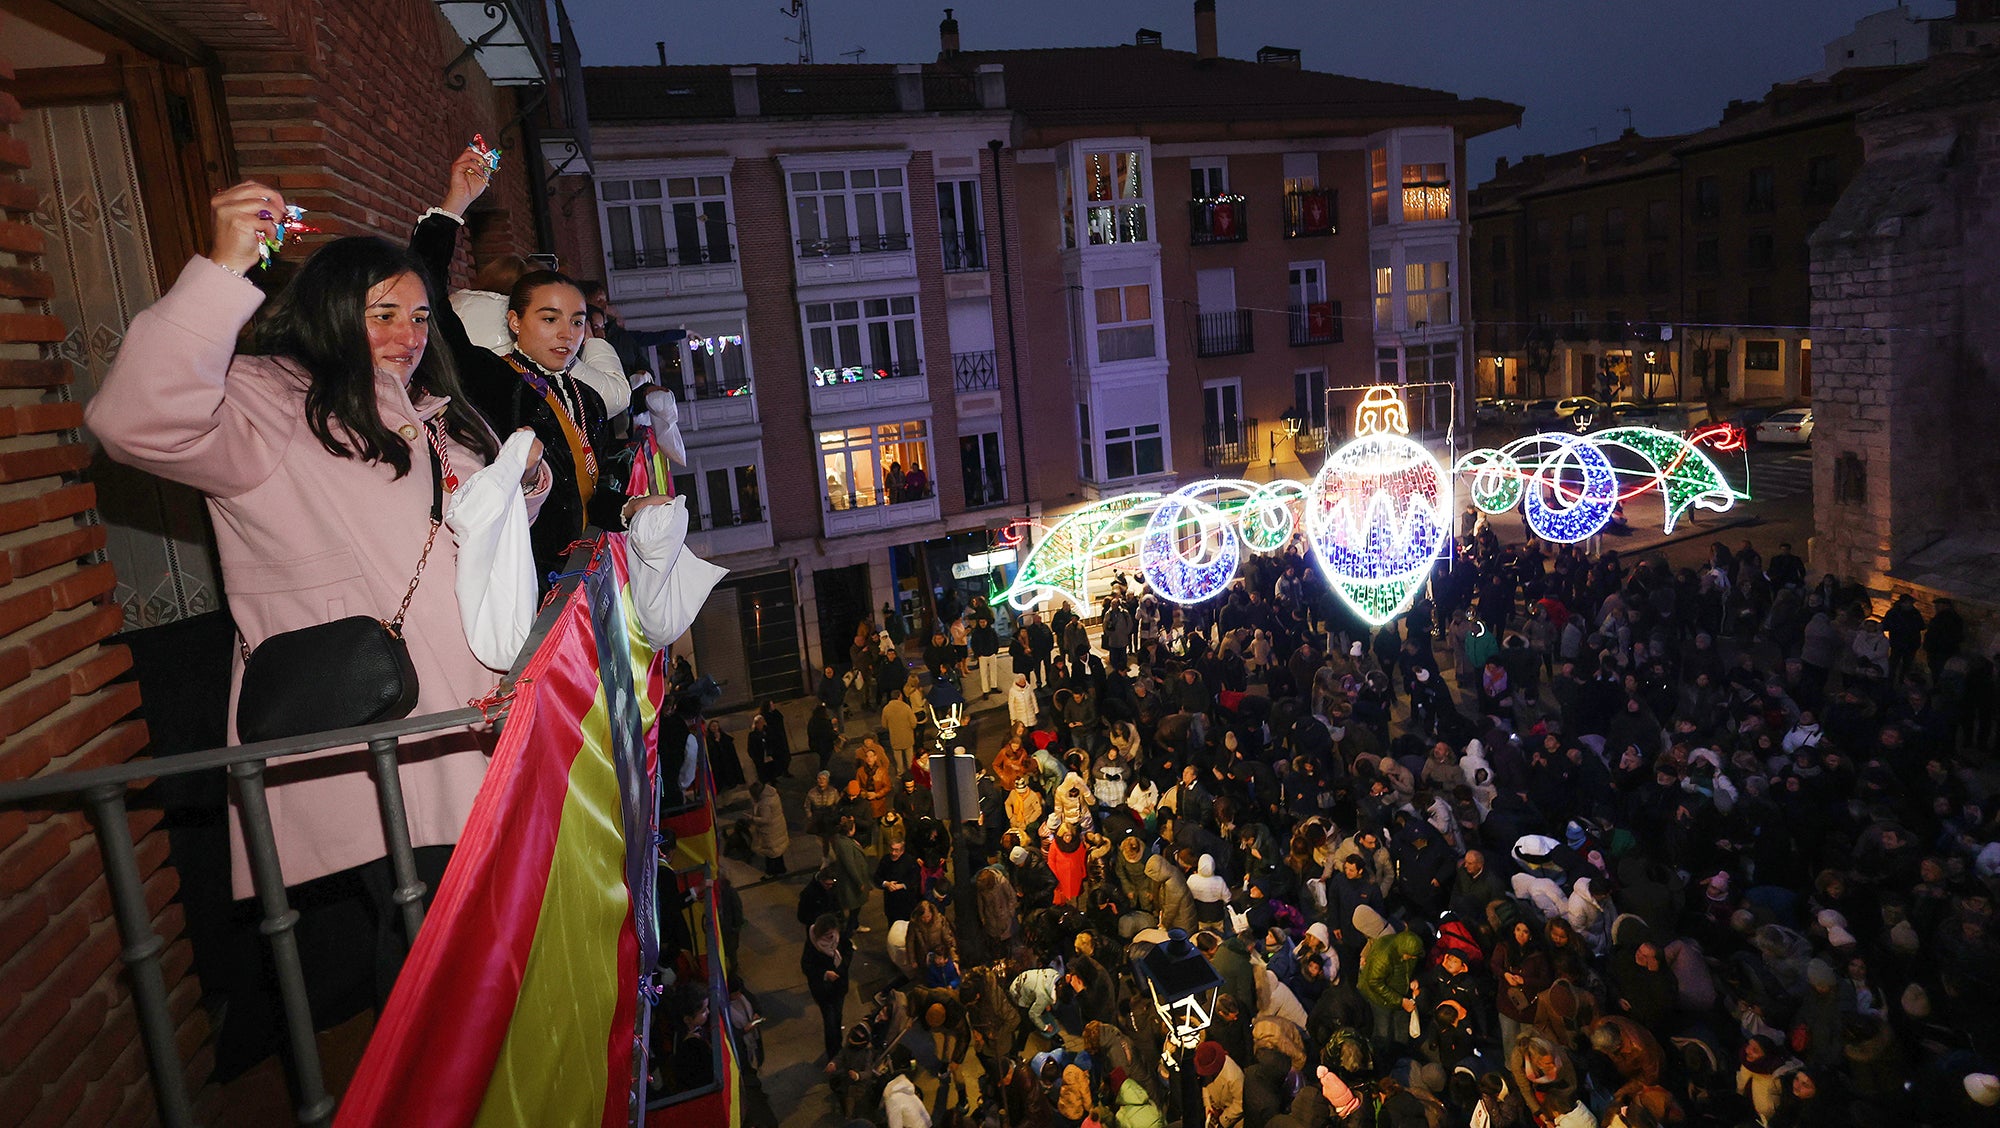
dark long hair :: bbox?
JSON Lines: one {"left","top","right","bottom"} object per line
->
{"left": 250, "top": 235, "right": 498, "bottom": 476}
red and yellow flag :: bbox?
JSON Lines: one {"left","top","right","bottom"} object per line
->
{"left": 336, "top": 539, "right": 734, "bottom": 1127}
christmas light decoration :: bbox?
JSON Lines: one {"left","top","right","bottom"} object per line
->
{"left": 1138, "top": 487, "right": 1241, "bottom": 605}
{"left": 1454, "top": 425, "right": 1748, "bottom": 540}
{"left": 1303, "top": 387, "right": 1451, "bottom": 626}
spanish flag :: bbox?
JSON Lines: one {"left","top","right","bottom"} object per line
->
{"left": 336, "top": 539, "right": 725, "bottom": 1127}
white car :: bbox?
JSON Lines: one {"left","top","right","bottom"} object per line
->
{"left": 1754, "top": 407, "right": 1814, "bottom": 445}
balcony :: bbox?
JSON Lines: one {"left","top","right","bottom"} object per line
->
{"left": 1289, "top": 302, "right": 1341, "bottom": 346}
{"left": 808, "top": 358, "right": 928, "bottom": 415}
{"left": 1292, "top": 423, "right": 1331, "bottom": 455}
{"left": 942, "top": 231, "right": 986, "bottom": 273}
{"left": 606, "top": 242, "right": 741, "bottom": 303}
{"left": 1188, "top": 196, "right": 1248, "bottom": 245}
{"left": 794, "top": 232, "right": 917, "bottom": 288}
{"left": 1195, "top": 309, "right": 1254, "bottom": 357}
{"left": 952, "top": 349, "right": 998, "bottom": 392}
{"left": 1203, "top": 418, "right": 1258, "bottom": 467}
{"left": 686, "top": 503, "right": 773, "bottom": 557}
{"left": 823, "top": 492, "right": 940, "bottom": 537}
{"left": 1284, "top": 188, "right": 1336, "bottom": 238}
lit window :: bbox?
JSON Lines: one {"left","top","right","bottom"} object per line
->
{"left": 1083, "top": 150, "right": 1149, "bottom": 245}
{"left": 1404, "top": 260, "right": 1452, "bottom": 327}
{"left": 1093, "top": 283, "right": 1155, "bottom": 362}
{"left": 1372, "top": 257, "right": 1394, "bottom": 329}
{"left": 656, "top": 320, "right": 751, "bottom": 401}
{"left": 1401, "top": 163, "right": 1452, "bottom": 221}
{"left": 820, "top": 420, "right": 932, "bottom": 510}
{"left": 1369, "top": 149, "right": 1390, "bottom": 226}
{"left": 804, "top": 297, "right": 921, "bottom": 384}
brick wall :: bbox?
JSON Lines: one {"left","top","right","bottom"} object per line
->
{"left": 732, "top": 156, "right": 819, "bottom": 546}
{"left": 0, "top": 15, "right": 211, "bottom": 1126}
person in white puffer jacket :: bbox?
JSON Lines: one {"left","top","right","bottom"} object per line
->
{"left": 1188, "top": 854, "right": 1232, "bottom": 930}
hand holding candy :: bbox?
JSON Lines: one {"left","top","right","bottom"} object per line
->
{"left": 257, "top": 204, "right": 318, "bottom": 268}
{"left": 208, "top": 181, "right": 292, "bottom": 274}
{"left": 469, "top": 133, "right": 502, "bottom": 174}
{"left": 442, "top": 141, "right": 498, "bottom": 218}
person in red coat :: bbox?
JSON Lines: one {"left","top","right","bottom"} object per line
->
{"left": 1047, "top": 821, "right": 1090, "bottom": 904}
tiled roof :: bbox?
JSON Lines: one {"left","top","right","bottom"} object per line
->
{"left": 947, "top": 45, "right": 1519, "bottom": 132}
{"left": 582, "top": 46, "right": 1521, "bottom": 135}
{"left": 1671, "top": 64, "right": 1923, "bottom": 154}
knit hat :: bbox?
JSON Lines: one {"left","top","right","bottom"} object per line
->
{"left": 1010, "top": 846, "right": 1031, "bottom": 866}
{"left": 1318, "top": 1066, "right": 1363, "bottom": 1117}
{"left": 1966, "top": 1074, "right": 2000, "bottom": 1107}
{"left": 1307, "top": 922, "right": 1331, "bottom": 947}
{"left": 1806, "top": 959, "right": 1836, "bottom": 990}
{"left": 1352, "top": 904, "right": 1393, "bottom": 941}
{"left": 845, "top": 780, "right": 862, "bottom": 798}
{"left": 1194, "top": 1039, "right": 1228, "bottom": 1079}
{"left": 1565, "top": 821, "right": 1587, "bottom": 850}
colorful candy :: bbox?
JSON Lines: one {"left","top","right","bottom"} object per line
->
{"left": 258, "top": 205, "right": 317, "bottom": 267}
{"left": 469, "top": 133, "right": 502, "bottom": 174}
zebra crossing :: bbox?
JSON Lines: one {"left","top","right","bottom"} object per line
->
{"left": 1746, "top": 449, "right": 1814, "bottom": 501}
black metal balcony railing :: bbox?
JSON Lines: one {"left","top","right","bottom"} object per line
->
{"left": 683, "top": 375, "right": 753, "bottom": 402}
{"left": 952, "top": 349, "right": 998, "bottom": 391}
{"left": 1284, "top": 188, "right": 1336, "bottom": 237}
{"left": 1292, "top": 423, "right": 1331, "bottom": 454}
{"left": 1187, "top": 196, "right": 1248, "bottom": 245}
{"left": 810, "top": 358, "right": 923, "bottom": 387}
{"left": 1288, "top": 302, "right": 1341, "bottom": 346}
{"left": 1195, "top": 309, "right": 1254, "bottom": 357}
{"left": 796, "top": 232, "right": 912, "bottom": 258}
{"left": 941, "top": 231, "right": 986, "bottom": 272}
{"left": 1203, "top": 418, "right": 1258, "bottom": 467}
{"left": 610, "top": 243, "right": 736, "bottom": 270}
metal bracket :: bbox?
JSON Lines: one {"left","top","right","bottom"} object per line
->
{"left": 443, "top": 2, "right": 510, "bottom": 91}
{"left": 497, "top": 82, "right": 549, "bottom": 151}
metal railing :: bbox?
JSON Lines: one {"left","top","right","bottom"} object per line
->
{"left": 691, "top": 503, "right": 766, "bottom": 532}
{"left": 796, "top": 232, "right": 912, "bottom": 258}
{"left": 1283, "top": 188, "right": 1336, "bottom": 237}
{"left": 0, "top": 545, "right": 598, "bottom": 1128}
{"left": 952, "top": 349, "right": 998, "bottom": 391}
{"left": 1202, "top": 417, "right": 1257, "bottom": 466}
{"left": 1195, "top": 309, "right": 1254, "bottom": 357}
{"left": 645, "top": 862, "right": 732, "bottom": 1113}
{"left": 1288, "top": 302, "right": 1340, "bottom": 346}
{"left": 941, "top": 231, "right": 985, "bottom": 272}
{"left": 611, "top": 244, "right": 736, "bottom": 270}
{"left": 1187, "top": 196, "right": 1248, "bottom": 245}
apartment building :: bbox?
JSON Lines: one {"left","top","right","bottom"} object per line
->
{"left": 562, "top": 5, "right": 1518, "bottom": 700}
{"left": 1471, "top": 64, "right": 1930, "bottom": 405}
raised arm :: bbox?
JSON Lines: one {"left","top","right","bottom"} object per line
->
{"left": 84, "top": 182, "right": 297, "bottom": 498}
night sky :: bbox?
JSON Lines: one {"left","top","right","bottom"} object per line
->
{"left": 564, "top": 0, "right": 1953, "bottom": 178}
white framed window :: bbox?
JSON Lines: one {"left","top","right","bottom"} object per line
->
{"left": 1203, "top": 380, "right": 1244, "bottom": 446}
{"left": 1401, "top": 162, "right": 1453, "bottom": 222}
{"left": 804, "top": 296, "right": 922, "bottom": 385}
{"left": 937, "top": 179, "right": 984, "bottom": 271}
{"left": 1294, "top": 368, "right": 1329, "bottom": 431}
{"left": 1189, "top": 158, "right": 1227, "bottom": 199}
{"left": 1289, "top": 262, "right": 1327, "bottom": 306}
{"left": 1282, "top": 152, "right": 1319, "bottom": 194}
{"left": 1077, "top": 403, "right": 1093, "bottom": 479}
{"left": 1102, "top": 423, "right": 1164, "bottom": 481}
{"left": 651, "top": 318, "right": 752, "bottom": 402}
{"left": 1405, "top": 259, "right": 1453, "bottom": 327}
{"left": 601, "top": 173, "right": 733, "bottom": 269}
{"left": 1093, "top": 282, "right": 1155, "bottom": 362}
{"left": 1372, "top": 252, "right": 1394, "bottom": 329}
{"left": 1082, "top": 148, "right": 1150, "bottom": 245}
{"left": 672, "top": 448, "right": 766, "bottom": 530}
{"left": 790, "top": 165, "right": 910, "bottom": 257}
{"left": 960, "top": 431, "right": 1007, "bottom": 508}
{"left": 820, "top": 420, "right": 934, "bottom": 511}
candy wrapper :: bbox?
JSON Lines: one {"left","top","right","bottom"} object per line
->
{"left": 258, "top": 204, "right": 317, "bottom": 268}
{"left": 469, "top": 133, "right": 502, "bottom": 174}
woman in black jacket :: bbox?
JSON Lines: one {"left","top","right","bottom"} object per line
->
{"left": 801, "top": 914, "right": 854, "bottom": 1063}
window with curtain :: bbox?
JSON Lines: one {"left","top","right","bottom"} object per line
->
{"left": 1083, "top": 149, "right": 1149, "bottom": 245}
{"left": 804, "top": 296, "right": 921, "bottom": 384}
{"left": 1093, "top": 283, "right": 1155, "bottom": 362}
{"left": 1401, "top": 162, "right": 1451, "bottom": 221}
{"left": 819, "top": 421, "right": 933, "bottom": 509}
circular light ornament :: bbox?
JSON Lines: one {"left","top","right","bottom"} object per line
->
{"left": 1139, "top": 485, "right": 1241, "bottom": 605}
{"left": 1455, "top": 447, "right": 1525, "bottom": 515}
{"left": 1305, "top": 387, "right": 1450, "bottom": 626}
{"left": 1521, "top": 431, "right": 1619, "bottom": 543}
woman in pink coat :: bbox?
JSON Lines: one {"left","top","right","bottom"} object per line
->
{"left": 84, "top": 168, "right": 548, "bottom": 900}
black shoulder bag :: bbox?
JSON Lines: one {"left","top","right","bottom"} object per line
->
{"left": 235, "top": 424, "right": 445, "bottom": 743}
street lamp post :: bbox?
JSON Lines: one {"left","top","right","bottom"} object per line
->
{"left": 1131, "top": 928, "right": 1223, "bottom": 1128}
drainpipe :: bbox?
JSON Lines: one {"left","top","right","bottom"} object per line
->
{"left": 989, "top": 138, "right": 1029, "bottom": 520}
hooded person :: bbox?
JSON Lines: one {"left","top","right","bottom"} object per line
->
{"left": 1113, "top": 1074, "right": 1167, "bottom": 1128}
{"left": 1114, "top": 835, "right": 1159, "bottom": 936}
{"left": 975, "top": 861, "right": 1019, "bottom": 947}
{"left": 1194, "top": 1039, "right": 1246, "bottom": 1128}
{"left": 1188, "top": 853, "right": 1233, "bottom": 932}
{"left": 1146, "top": 852, "right": 1198, "bottom": 933}
{"left": 1355, "top": 904, "right": 1426, "bottom": 1045}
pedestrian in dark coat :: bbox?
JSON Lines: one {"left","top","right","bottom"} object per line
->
{"left": 801, "top": 914, "right": 854, "bottom": 1061}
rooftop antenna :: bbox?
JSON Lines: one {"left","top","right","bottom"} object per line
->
{"left": 1587, "top": 126, "right": 1600, "bottom": 145}
{"left": 782, "top": 0, "right": 814, "bottom": 64}
{"left": 840, "top": 45, "right": 866, "bottom": 63}
{"left": 1619, "top": 106, "right": 1634, "bottom": 132}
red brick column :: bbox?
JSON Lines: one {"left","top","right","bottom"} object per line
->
{"left": 0, "top": 15, "right": 210, "bottom": 1126}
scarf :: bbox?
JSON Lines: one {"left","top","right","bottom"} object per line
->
{"left": 811, "top": 928, "right": 842, "bottom": 958}
{"left": 503, "top": 350, "right": 597, "bottom": 510}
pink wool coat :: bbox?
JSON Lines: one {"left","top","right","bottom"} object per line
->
{"left": 85, "top": 257, "right": 546, "bottom": 896}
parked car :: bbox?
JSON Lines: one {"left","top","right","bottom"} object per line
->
{"left": 1754, "top": 407, "right": 1814, "bottom": 444}
{"left": 1524, "top": 399, "right": 1562, "bottom": 428}
{"left": 1554, "top": 396, "right": 1602, "bottom": 420}
{"left": 1475, "top": 397, "right": 1526, "bottom": 425}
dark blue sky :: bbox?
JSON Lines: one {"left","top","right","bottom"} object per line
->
{"left": 564, "top": 1, "right": 1953, "bottom": 179}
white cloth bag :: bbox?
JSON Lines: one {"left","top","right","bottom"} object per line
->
{"left": 626, "top": 496, "right": 727, "bottom": 648}
{"left": 444, "top": 429, "right": 539, "bottom": 671}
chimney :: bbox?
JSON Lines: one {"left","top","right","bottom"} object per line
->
{"left": 730, "top": 66, "right": 760, "bottom": 117}
{"left": 656, "top": 41, "right": 666, "bottom": 66}
{"left": 896, "top": 63, "right": 925, "bottom": 112}
{"left": 1495, "top": 155, "right": 1509, "bottom": 177}
{"left": 939, "top": 8, "right": 960, "bottom": 58}
{"left": 1135, "top": 28, "right": 1163, "bottom": 48}
{"left": 1194, "top": 0, "right": 1218, "bottom": 61}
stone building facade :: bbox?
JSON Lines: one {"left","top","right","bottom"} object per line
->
{"left": 1810, "top": 50, "right": 2000, "bottom": 628}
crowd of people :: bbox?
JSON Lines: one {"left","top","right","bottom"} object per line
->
{"left": 774, "top": 527, "right": 2000, "bottom": 1128}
